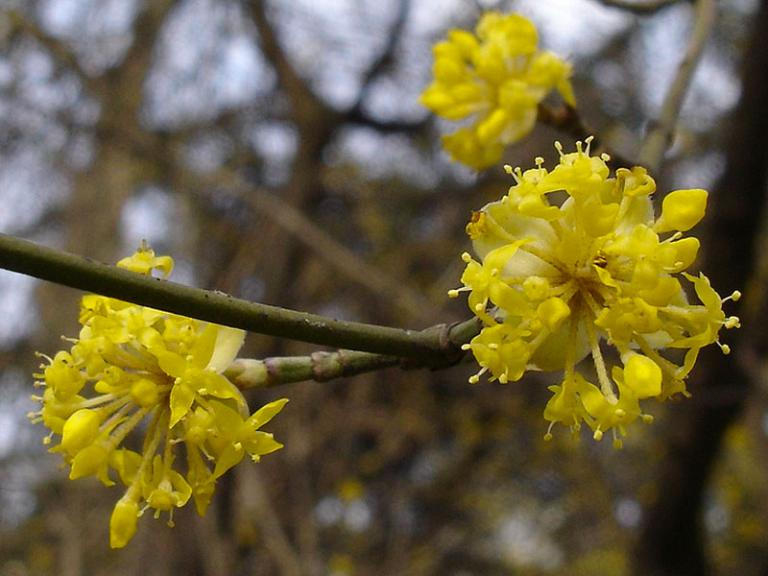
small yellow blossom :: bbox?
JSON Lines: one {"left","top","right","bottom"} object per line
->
{"left": 29, "top": 243, "right": 288, "bottom": 547}
{"left": 451, "top": 140, "right": 740, "bottom": 446}
{"left": 420, "top": 12, "right": 575, "bottom": 169}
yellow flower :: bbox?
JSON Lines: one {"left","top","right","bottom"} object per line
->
{"left": 451, "top": 140, "right": 740, "bottom": 446}
{"left": 420, "top": 12, "right": 575, "bottom": 169}
{"left": 29, "top": 243, "right": 288, "bottom": 548}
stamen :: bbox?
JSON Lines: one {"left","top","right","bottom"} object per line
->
{"left": 448, "top": 286, "right": 471, "bottom": 298}
{"left": 468, "top": 367, "right": 488, "bottom": 384}
{"left": 584, "top": 135, "right": 594, "bottom": 155}
{"left": 35, "top": 351, "right": 53, "bottom": 363}
{"left": 662, "top": 232, "right": 683, "bottom": 243}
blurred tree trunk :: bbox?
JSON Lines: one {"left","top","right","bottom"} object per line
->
{"left": 633, "top": 1, "right": 768, "bottom": 574}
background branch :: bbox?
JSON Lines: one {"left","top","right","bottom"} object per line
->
{"left": 5, "top": 10, "right": 91, "bottom": 84}
{"left": 206, "top": 182, "right": 443, "bottom": 324}
{"left": 596, "top": 0, "right": 685, "bottom": 14}
{"left": 636, "top": 0, "right": 716, "bottom": 172}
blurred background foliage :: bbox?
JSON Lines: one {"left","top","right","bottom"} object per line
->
{"left": 0, "top": 0, "right": 766, "bottom": 574}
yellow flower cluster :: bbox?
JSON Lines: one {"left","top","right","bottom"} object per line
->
{"left": 450, "top": 140, "right": 740, "bottom": 446}
{"left": 29, "top": 245, "right": 288, "bottom": 548}
{"left": 420, "top": 12, "right": 575, "bottom": 169}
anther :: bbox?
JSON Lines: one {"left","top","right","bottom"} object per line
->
{"left": 461, "top": 252, "right": 472, "bottom": 263}
{"left": 468, "top": 367, "right": 487, "bottom": 384}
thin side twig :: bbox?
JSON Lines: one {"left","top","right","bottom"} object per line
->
{"left": 226, "top": 317, "right": 481, "bottom": 388}
{"left": 636, "top": 0, "right": 716, "bottom": 172}
{"left": 226, "top": 351, "right": 402, "bottom": 388}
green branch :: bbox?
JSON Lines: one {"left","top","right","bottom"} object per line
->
{"left": 0, "top": 233, "right": 479, "bottom": 360}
